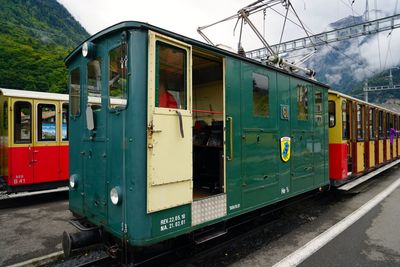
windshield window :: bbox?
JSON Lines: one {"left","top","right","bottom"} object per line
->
{"left": 88, "top": 58, "right": 102, "bottom": 110}
{"left": 109, "top": 45, "right": 128, "bottom": 109}
{"left": 70, "top": 68, "right": 80, "bottom": 116}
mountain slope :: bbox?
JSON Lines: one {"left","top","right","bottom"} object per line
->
{"left": 0, "top": 0, "right": 89, "bottom": 93}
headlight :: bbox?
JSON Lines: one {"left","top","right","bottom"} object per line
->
{"left": 82, "top": 41, "right": 95, "bottom": 58}
{"left": 69, "top": 174, "right": 78, "bottom": 188}
{"left": 110, "top": 186, "right": 122, "bottom": 205}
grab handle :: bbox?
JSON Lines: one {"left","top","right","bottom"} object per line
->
{"left": 176, "top": 110, "right": 184, "bottom": 138}
{"left": 226, "top": 116, "right": 233, "bottom": 160}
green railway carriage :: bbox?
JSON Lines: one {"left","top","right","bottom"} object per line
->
{"left": 64, "top": 21, "right": 329, "bottom": 256}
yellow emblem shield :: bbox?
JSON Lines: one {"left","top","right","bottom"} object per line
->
{"left": 280, "top": 137, "right": 291, "bottom": 162}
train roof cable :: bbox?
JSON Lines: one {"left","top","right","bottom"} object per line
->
{"left": 271, "top": 5, "right": 377, "bottom": 77}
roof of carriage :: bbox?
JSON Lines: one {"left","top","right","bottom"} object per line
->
{"left": 0, "top": 88, "right": 68, "bottom": 101}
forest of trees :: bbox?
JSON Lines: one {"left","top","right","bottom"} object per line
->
{"left": 0, "top": 0, "right": 89, "bottom": 93}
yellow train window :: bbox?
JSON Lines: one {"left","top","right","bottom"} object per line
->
{"left": 369, "top": 109, "right": 375, "bottom": 140}
{"left": 14, "top": 101, "right": 32, "bottom": 144}
{"left": 357, "top": 104, "right": 364, "bottom": 140}
{"left": 328, "top": 101, "right": 335, "bottom": 127}
{"left": 62, "top": 103, "right": 69, "bottom": 141}
{"left": 37, "top": 104, "right": 56, "bottom": 142}
{"left": 3, "top": 102, "right": 7, "bottom": 130}
{"left": 342, "top": 101, "right": 349, "bottom": 139}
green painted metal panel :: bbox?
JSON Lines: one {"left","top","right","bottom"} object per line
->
{"left": 277, "top": 73, "right": 291, "bottom": 197}
{"left": 225, "top": 58, "right": 243, "bottom": 214}
{"left": 68, "top": 59, "right": 84, "bottom": 216}
{"left": 290, "top": 79, "right": 315, "bottom": 193}
{"left": 313, "top": 87, "right": 327, "bottom": 187}
{"left": 240, "top": 62, "right": 279, "bottom": 208}
{"left": 123, "top": 30, "right": 152, "bottom": 243}
{"left": 242, "top": 130, "right": 279, "bottom": 207}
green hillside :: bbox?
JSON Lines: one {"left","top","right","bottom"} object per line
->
{"left": 0, "top": 0, "right": 89, "bottom": 93}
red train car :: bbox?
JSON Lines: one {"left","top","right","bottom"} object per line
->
{"left": 0, "top": 88, "right": 69, "bottom": 192}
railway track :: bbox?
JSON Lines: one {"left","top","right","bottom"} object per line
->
{"left": 0, "top": 186, "right": 68, "bottom": 199}
{"left": 51, "top": 189, "right": 329, "bottom": 267}
{"left": 0, "top": 187, "right": 69, "bottom": 209}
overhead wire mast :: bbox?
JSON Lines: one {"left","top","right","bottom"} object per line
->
{"left": 197, "top": 0, "right": 317, "bottom": 78}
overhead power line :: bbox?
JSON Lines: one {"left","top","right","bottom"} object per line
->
{"left": 246, "top": 14, "right": 400, "bottom": 57}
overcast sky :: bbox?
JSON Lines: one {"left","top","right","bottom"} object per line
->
{"left": 57, "top": 0, "right": 400, "bottom": 76}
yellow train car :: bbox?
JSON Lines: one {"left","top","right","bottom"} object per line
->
{"left": 328, "top": 90, "right": 399, "bottom": 185}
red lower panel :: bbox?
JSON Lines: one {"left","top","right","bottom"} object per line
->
{"left": 34, "top": 146, "right": 60, "bottom": 183}
{"left": 8, "top": 145, "right": 69, "bottom": 186}
{"left": 329, "top": 143, "right": 348, "bottom": 180}
{"left": 8, "top": 147, "right": 33, "bottom": 186}
{"left": 59, "top": 146, "right": 69, "bottom": 180}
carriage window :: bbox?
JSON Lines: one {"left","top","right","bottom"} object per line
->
{"left": 109, "top": 45, "right": 128, "bottom": 109}
{"left": 328, "top": 101, "right": 335, "bottom": 127}
{"left": 342, "top": 101, "right": 349, "bottom": 139}
{"left": 37, "top": 104, "right": 56, "bottom": 142}
{"left": 397, "top": 116, "right": 400, "bottom": 130}
{"left": 315, "top": 92, "right": 323, "bottom": 124}
{"left": 70, "top": 68, "right": 80, "bottom": 116}
{"left": 88, "top": 58, "right": 102, "bottom": 110}
{"left": 369, "top": 109, "right": 375, "bottom": 140}
{"left": 3, "top": 102, "right": 7, "bottom": 130}
{"left": 357, "top": 104, "right": 364, "bottom": 140}
{"left": 390, "top": 114, "right": 394, "bottom": 130}
{"left": 14, "top": 101, "right": 32, "bottom": 144}
{"left": 297, "top": 85, "right": 308, "bottom": 121}
{"left": 252, "top": 73, "right": 269, "bottom": 117}
{"left": 386, "top": 113, "right": 390, "bottom": 137}
{"left": 62, "top": 103, "right": 69, "bottom": 141}
{"left": 156, "top": 42, "right": 187, "bottom": 109}
{"left": 379, "top": 111, "right": 384, "bottom": 138}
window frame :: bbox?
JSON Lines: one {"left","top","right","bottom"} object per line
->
{"left": 37, "top": 103, "right": 57, "bottom": 142}
{"left": 108, "top": 42, "right": 128, "bottom": 110}
{"left": 155, "top": 41, "right": 188, "bottom": 110}
{"left": 62, "top": 102, "right": 69, "bottom": 142}
{"left": 328, "top": 100, "right": 335, "bottom": 128}
{"left": 252, "top": 72, "right": 269, "bottom": 117}
{"left": 3, "top": 101, "right": 8, "bottom": 130}
{"left": 378, "top": 110, "right": 384, "bottom": 139}
{"left": 13, "top": 101, "right": 32, "bottom": 144}
{"left": 342, "top": 100, "right": 349, "bottom": 140}
{"left": 386, "top": 112, "right": 390, "bottom": 138}
{"left": 297, "top": 85, "right": 308, "bottom": 121}
{"left": 69, "top": 67, "right": 81, "bottom": 118}
{"left": 356, "top": 104, "right": 364, "bottom": 141}
{"left": 369, "top": 108, "right": 375, "bottom": 140}
{"left": 87, "top": 57, "right": 102, "bottom": 111}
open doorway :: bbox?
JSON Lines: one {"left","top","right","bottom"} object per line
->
{"left": 192, "top": 51, "right": 224, "bottom": 200}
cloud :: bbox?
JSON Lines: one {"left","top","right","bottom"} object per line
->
{"left": 325, "top": 73, "right": 343, "bottom": 85}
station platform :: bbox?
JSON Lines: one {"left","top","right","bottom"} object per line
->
{"left": 0, "top": 194, "right": 75, "bottom": 267}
